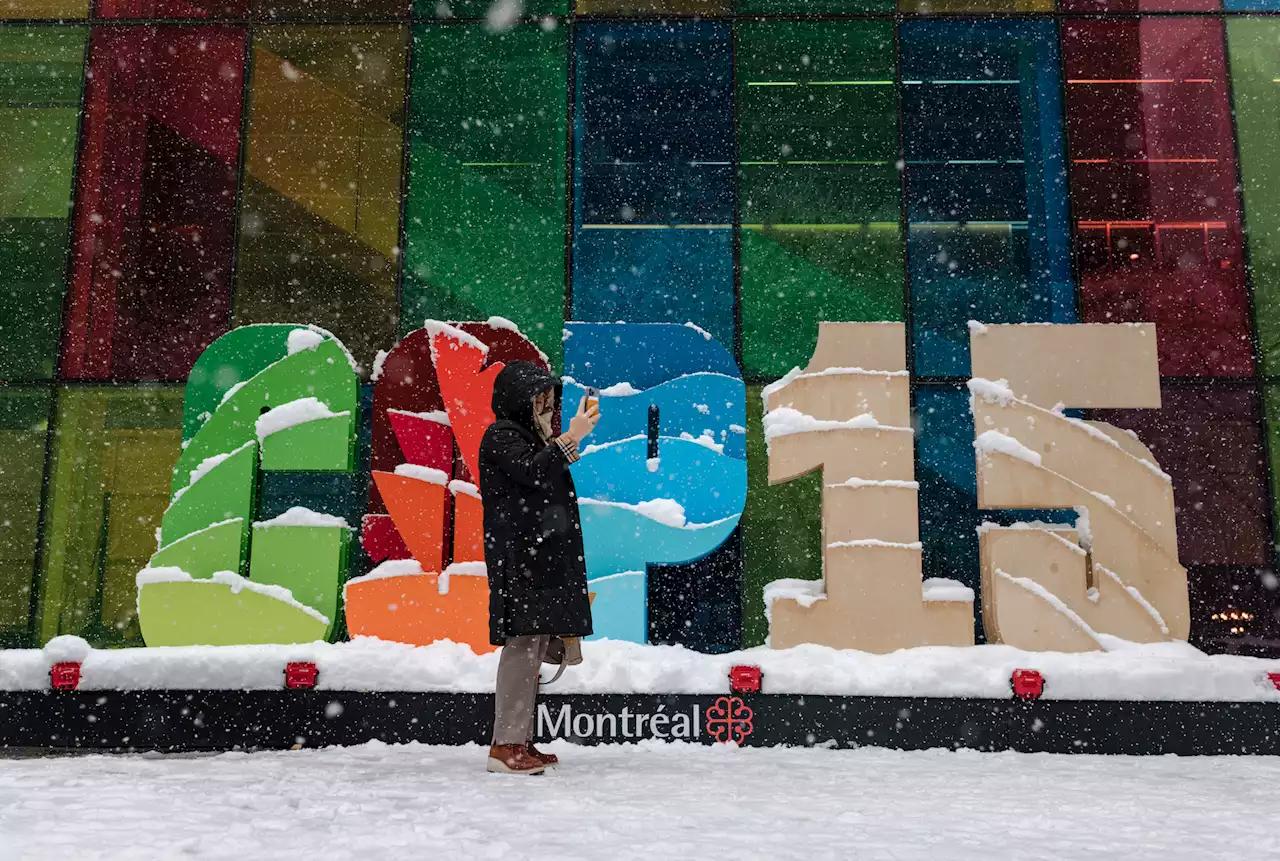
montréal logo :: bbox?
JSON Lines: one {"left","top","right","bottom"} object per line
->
{"left": 705, "top": 696, "right": 753, "bottom": 743}
{"left": 536, "top": 696, "right": 754, "bottom": 743}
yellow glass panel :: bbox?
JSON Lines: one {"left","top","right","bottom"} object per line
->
{"left": 235, "top": 25, "right": 407, "bottom": 371}
{"left": 0, "top": 391, "right": 50, "bottom": 642}
{"left": 0, "top": 0, "right": 89, "bottom": 19}
{"left": 36, "top": 388, "right": 182, "bottom": 646}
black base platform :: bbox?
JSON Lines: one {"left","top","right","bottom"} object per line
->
{"left": 2, "top": 690, "right": 1278, "bottom": 756}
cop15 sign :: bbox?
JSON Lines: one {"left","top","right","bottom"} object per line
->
{"left": 135, "top": 318, "right": 1185, "bottom": 658}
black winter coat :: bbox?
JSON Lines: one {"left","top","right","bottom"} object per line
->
{"left": 479, "top": 361, "right": 593, "bottom": 646}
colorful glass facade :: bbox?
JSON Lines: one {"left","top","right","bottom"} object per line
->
{"left": 1, "top": 5, "right": 1278, "bottom": 655}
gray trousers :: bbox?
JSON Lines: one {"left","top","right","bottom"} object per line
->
{"left": 492, "top": 634, "right": 550, "bottom": 746}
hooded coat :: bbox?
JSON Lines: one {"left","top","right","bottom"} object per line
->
{"left": 479, "top": 361, "right": 593, "bottom": 646}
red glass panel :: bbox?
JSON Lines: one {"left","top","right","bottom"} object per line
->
{"left": 62, "top": 26, "right": 245, "bottom": 382}
{"left": 1093, "top": 386, "right": 1270, "bottom": 566}
{"left": 1063, "top": 19, "right": 1251, "bottom": 377}
{"left": 95, "top": 0, "right": 249, "bottom": 17}
{"left": 1060, "top": 0, "right": 1217, "bottom": 12}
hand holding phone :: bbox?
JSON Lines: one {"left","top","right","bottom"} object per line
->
{"left": 568, "top": 390, "right": 601, "bottom": 442}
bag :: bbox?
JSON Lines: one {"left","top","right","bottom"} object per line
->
{"left": 539, "top": 636, "right": 583, "bottom": 686}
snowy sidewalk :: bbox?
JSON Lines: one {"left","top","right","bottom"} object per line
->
{"left": 2, "top": 742, "right": 1278, "bottom": 861}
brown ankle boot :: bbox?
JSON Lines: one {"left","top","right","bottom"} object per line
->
{"left": 487, "top": 744, "right": 546, "bottom": 775}
{"left": 527, "top": 743, "right": 558, "bottom": 767}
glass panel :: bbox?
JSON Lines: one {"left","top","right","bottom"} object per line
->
{"left": 742, "top": 383, "right": 820, "bottom": 647}
{"left": 0, "top": 27, "right": 84, "bottom": 382}
{"left": 736, "top": 20, "right": 901, "bottom": 380}
{"left": 1266, "top": 386, "right": 1280, "bottom": 550}
{"left": 0, "top": 0, "right": 88, "bottom": 18}
{"left": 1062, "top": 0, "right": 1217, "bottom": 13}
{"left": 62, "top": 26, "right": 244, "bottom": 383}
{"left": 1064, "top": 19, "right": 1251, "bottom": 378}
{"left": 234, "top": 25, "right": 407, "bottom": 372}
{"left": 578, "top": 1, "right": 730, "bottom": 13}
{"left": 898, "top": 0, "right": 1052, "bottom": 13}
{"left": 1229, "top": 20, "right": 1280, "bottom": 374}
{"left": 96, "top": 0, "right": 249, "bottom": 17}
{"left": 572, "top": 21, "right": 735, "bottom": 347}
{"left": 902, "top": 20, "right": 1073, "bottom": 378}
{"left": 419, "top": 0, "right": 566, "bottom": 15}
{"left": 0, "top": 390, "right": 50, "bottom": 646}
{"left": 1225, "top": 0, "right": 1280, "bottom": 8}
{"left": 403, "top": 23, "right": 567, "bottom": 367}
{"left": 737, "top": 1, "right": 892, "bottom": 12}
{"left": 253, "top": 0, "right": 410, "bottom": 19}
{"left": 1190, "top": 567, "right": 1280, "bottom": 657}
{"left": 37, "top": 387, "right": 182, "bottom": 646}
{"left": 1094, "top": 385, "right": 1270, "bottom": 566}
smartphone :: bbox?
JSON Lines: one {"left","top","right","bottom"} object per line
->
{"left": 585, "top": 386, "right": 599, "bottom": 411}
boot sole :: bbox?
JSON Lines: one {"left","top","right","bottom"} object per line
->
{"left": 486, "top": 757, "right": 546, "bottom": 775}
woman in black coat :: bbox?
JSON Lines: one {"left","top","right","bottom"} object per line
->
{"left": 479, "top": 360, "right": 598, "bottom": 775}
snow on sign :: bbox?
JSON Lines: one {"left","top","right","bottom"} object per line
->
{"left": 130, "top": 317, "right": 1187, "bottom": 666}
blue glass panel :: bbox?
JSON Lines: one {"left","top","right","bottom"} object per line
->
{"left": 1225, "top": 0, "right": 1280, "bottom": 8}
{"left": 901, "top": 20, "right": 1074, "bottom": 378}
{"left": 572, "top": 21, "right": 735, "bottom": 346}
{"left": 915, "top": 387, "right": 1074, "bottom": 642}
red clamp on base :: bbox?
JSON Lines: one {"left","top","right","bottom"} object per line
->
{"left": 285, "top": 661, "right": 319, "bottom": 690}
{"left": 1011, "top": 669, "right": 1044, "bottom": 700}
{"left": 50, "top": 662, "right": 82, "bottom": 691}
{"left": 729, "top": 664, "right": 762, "bottom": 695}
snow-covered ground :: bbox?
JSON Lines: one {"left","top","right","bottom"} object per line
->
{"left": 4, "top": 635, "right": 1279, "bottom": 701}
{"left": 2, "top": 742, "right": 1278, "bottom": 860}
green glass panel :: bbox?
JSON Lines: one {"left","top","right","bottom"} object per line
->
{"left": 415, "top": 0, "right": 566, "bottom": 15}
{"left": 37, "top": 387, "right": 183, "bottom": 646}
{"left": 1229, "top": 20, "right": 1280, "bottom": 375}
{"left": 741, "top": 383, "right": 821, "bottom": 647}
{"left": 578, "top": 0, "right": 729, "bottom": 12}
{"left": 736, "top": 21, "right": 903, "bottom": 380}
{"left": 234, "top": 25, "right": 407, "bottom": 372}
{"left": 0, "top": 389, "right": 51, "bottom": 645}
{"left": 0, "top": 27, "right": 85, "bottom": 382}
{"left": 403, "top": 23, "right": 567, "bottom": 368}
{"left": 1267, "top": 386, "right": 1280, "bottom": 546}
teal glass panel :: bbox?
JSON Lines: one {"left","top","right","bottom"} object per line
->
{"left": 902, "top": 19, "right": 1074, "bottom": 377}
